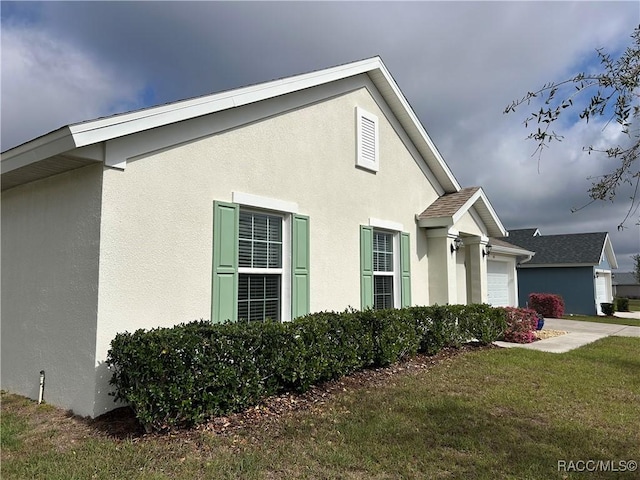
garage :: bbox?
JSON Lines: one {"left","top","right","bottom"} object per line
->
{"left": 487, "top": 260, "right": 510, "bottom": 307}
{"left": 594, "top": 272, "right": 610, "bottom": 315}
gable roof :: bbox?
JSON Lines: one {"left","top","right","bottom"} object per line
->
{"left": 505, "top": 228, "right": 540, "bottom": 243}
{"left": 417, "top": 186, "right": 506, "bottom": 237}
{"left": 2, "top": 56, "right": 461, "bottom": 194}
{"left": 501, "top": 229, "right": 618, "bottom": 268}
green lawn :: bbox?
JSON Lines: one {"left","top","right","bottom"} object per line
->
{"left": 562, "top": 314, "right": 640, "bottom": 327}
{"left": 628, "top": 298, "right": 640, "bottom": 312}
{"left": 3, "top": 337, "right": 639, "bottom": 479}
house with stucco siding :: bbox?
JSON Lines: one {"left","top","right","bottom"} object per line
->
{"left": 2, "top": 57, "right": 530, "bottom": 418}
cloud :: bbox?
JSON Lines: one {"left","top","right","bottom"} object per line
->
{"left": 1, "top": 1, "right": 637, "bottom": 269}
{"left": 1, "top": 20, "right": 146, "bottom": 149}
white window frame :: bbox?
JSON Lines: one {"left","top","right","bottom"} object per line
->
{"left": 356, "top": 106, "right": 379, "bottom": 172}
{"left": 372, "top": 229, "right": 401, "bottom": 309}
{"left": 237, "top": 207, "right": 292, "bottom": 322}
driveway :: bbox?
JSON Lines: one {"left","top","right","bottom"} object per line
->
{"left": 494, "top": 314, "right": 640, "bottom": 353}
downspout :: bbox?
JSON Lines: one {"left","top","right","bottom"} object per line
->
{"left": 38, "top": 370, "right": 45, "bottom": 404}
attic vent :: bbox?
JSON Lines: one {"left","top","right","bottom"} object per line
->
{"left": 356, "top": 107, "right": 379, "bottom": 172}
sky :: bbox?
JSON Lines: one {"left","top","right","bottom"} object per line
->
{"left": 1, "top": 1, "right": 639, "bottom": 271}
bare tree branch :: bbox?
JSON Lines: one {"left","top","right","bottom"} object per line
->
{"left": 505, "top": 25, "right": 640, "bottom": 229}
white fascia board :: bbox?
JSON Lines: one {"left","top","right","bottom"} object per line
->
{"left": 1, "top": 127, "right": 76, "bottom": 173}
{"left": 475, "top": 189, "right": 507, "bottom": 237}
{"left": 450, "top": 188, "right": 506, "bottom": 237}
{"left": 602, "top": 234, "right": 619, "bottom": 269}
{"left": 491, "top": 245, "right": 535, "bottom": 257}
{"left": 451, "top": 189, "right": 482, "bottom": 225}
{"left": 69, "top": 58, "right": 384, "bottom": 148}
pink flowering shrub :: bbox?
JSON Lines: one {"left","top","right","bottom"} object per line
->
{"left": 501, "top": 307, "right": 538, "bottom": 343}
{"left": 528, "top": 293, "right": 565, "bottom": 318}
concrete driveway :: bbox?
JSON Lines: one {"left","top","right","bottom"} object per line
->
{"left": 494, "top": 314, "right": 640, "bottom": 353}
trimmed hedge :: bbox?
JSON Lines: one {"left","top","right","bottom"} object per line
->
{"left": 601, "top": 302, "right": 615, "bottom": 316}
{"left": 615, "top": 297, "right": 629, "bottom": 312}
{"left": 107, "top": 305, "right": 507, "bottom": 432}
{"left": 528, "top": 293, "right": 565, "bottom": 318}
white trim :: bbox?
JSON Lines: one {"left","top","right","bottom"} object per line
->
{"left": 490, "top": 245, "right": 535, "bottom": 258}
{"left": 600, "top": 234, "right": 619, "bottom": 269}
{"left": 236, "top": 208, "right": 292, "bottom": 322}
{"left": 369, "top": 217, "right": 403, "bottom": 232}
{"left": 450, "top": 188, "right": 506, "bottom": 237}
{"left": 232, "top": 192, "right": 299, "bottom": 214}
{"left": 372, "top": 229, "right": 400, "bottom": 309}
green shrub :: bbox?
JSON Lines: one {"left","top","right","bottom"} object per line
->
{"left": 358, "top": 308, "right": 420, "bottom": 366}
{"left": 459, "top": 304, "right": 508, "bottom": 344}
{"left": 108, "top": 320, "right": 286, "bottom": 431}
{"left": 615, "top": 297, "right": 629, "bottom": 312}
{"left": 600, "top": 302, "right": 615, "bottom": 316}
{"left": 107, "top": 304, "right": 507, "bottom": 432}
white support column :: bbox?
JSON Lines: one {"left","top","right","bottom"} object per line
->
{"left": 426, "top": 228, "right": 461, "bottom": 305}
{"left": 465, "top": 236, "right": 490, "bottom": 304}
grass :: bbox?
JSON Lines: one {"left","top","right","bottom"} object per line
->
{"left": 628, "top": 298, "right": 640, "bottom": 311}
{"left": 562, "top": 314, "right": 640, "bottom": 327}
{"left": 2, "top": 337, "right": 640, "bottom": 479}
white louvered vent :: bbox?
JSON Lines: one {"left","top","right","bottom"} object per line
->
{"left": 356, "top": 107, "right": 379, "bottom": 172}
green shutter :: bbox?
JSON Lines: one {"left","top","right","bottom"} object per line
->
{"left": 400, "top": 232, "right": 412, "bottom": 308}
{"left": 291, "top": 214, "right": 310, "bottom": 319}
{"left": 212, "top": 201, "right": 239, "bottom": 323}
{"left": 360, "top": 226, "right": 374, "bottom": 309}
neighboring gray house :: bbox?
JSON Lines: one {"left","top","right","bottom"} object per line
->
{"left": 503, "top": 228, "right": 618, "bottom": 315}
{"left": 612, "top": 272, "right": 640, "bottom": 299}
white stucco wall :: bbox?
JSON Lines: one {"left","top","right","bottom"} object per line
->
{"left": 1, "top": 164, "right": 102, "bottom": 417}
{"left": 92, "top": 85, "right": 440, "bottom": 414}
{"left": 456, "top": 211, "right": 486, "bottom": 237}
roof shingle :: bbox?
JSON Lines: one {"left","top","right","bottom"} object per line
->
{"left": 418, "top": 187, "right": 480, "bottom": 219}
{"left": 501, "top": 229, "right": 608, "bottom": 265}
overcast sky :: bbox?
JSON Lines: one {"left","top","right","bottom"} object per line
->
{"left": 2, "top": 1, "right": 639, "bottom": 270}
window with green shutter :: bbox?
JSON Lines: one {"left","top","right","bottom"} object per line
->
{"left": 212, "top": 202, "right": 310, "bottom": 323}
{"left": 360, "top": 226, "right": 411, "bottom": 310}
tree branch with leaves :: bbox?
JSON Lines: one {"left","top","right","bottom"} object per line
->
{"left": 505, "top": 25, "right": 640, "bottom": 230}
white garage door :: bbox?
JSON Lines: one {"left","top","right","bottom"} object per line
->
{"left": 595, "top": 274, "right": 608, "bottom": 315}
{"left": 487, "top": 261, "right": 509, "bottom": 307}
